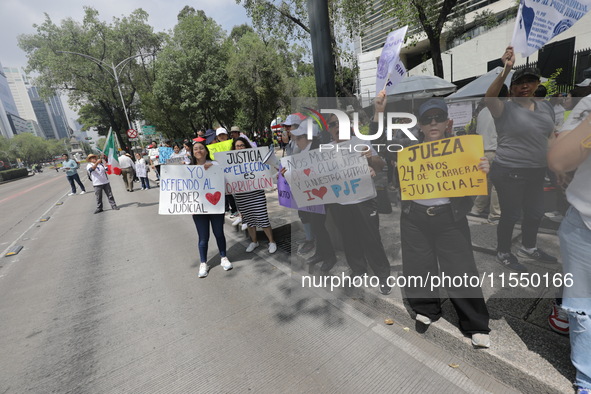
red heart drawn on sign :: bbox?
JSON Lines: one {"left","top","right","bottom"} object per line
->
{"left": 311, "top": 187, "right": 327, "bottom": 199}
{"left": 303, "top": 168, "right": 312, "bottom": 176}
{"left": 206, "top": 191, "right": 221, "bottom": 205}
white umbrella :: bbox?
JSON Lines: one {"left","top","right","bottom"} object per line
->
{"left": 447, "top": 67, "right": 514, "bottom": 100}
{"left": 388, "top": 75, "right": 456, "bottom": 101}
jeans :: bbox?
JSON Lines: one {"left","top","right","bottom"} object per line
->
{"left": 192, "top": 214, "right": 226, "bottom": 263}
{"left": 489, "top": 163, "right": 546, "bottom": 253}
{"left": 559, "top": 206, "right": 591, "bottom": 390}
{"left": 140, "top": 177, "right": 150, "bottom": 189}
{"left": 66, "top": 173, "right": 86, "bottom": 193}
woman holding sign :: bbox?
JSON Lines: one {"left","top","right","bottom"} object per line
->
{"left": 191, "top": 141, "right": 232, "bottom": 278}
{"left": 398, "top": 97, "right": 491, "bottom": 348}
{"left": 231, "top": 137, "right": 277, "bottom": 254}
{"left": 485, "top": 46, "right": 558, "bottom": 272}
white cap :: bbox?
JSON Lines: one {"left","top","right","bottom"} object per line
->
{"left": 290, "top": 118, "right": 318, "bottom": 137}
{"left": 216, "top": 127, "right": 228, "bottom": 136}
{"left": 576, "top": 78, "right": 591, "bottom": 87}
{"left": 282, "top": 114, "right": 303, "bottom": 126}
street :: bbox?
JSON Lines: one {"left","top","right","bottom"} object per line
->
{"left": 0, "top": 174, "right": 518, "bottom": 393}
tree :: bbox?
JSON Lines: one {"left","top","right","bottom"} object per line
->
{"left": 10, "top": 134, "right": 47, "bottom": 164}
{"left": 18, "top": 7, "right": 163, "bottom": 147}
{"left": 149, "top": 8, "right": 236, "bottom": 138}
{"left": 342, "top": 0, "right": 460, "bottom": 78}
{"left": 226, "top": 30, "right": 295, "bottom": 133}
{"left": 236, "top": 0, "right": 358, "bottom": 99}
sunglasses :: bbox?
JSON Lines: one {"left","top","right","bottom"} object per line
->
{"left": 419, "top": 113, "right": 447, "bottom": 125}
{"left": 328, "top": 121, "right": 338, "bottom": 128}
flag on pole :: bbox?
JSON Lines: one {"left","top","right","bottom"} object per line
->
{"left": 375, "top": 25, "right": 408, "bottom": 95}
{"left": 512, "top": 0, "right": 591, "bottom": 57}
{"left": 104, "top": 128, "right": 121, "bottom": 175}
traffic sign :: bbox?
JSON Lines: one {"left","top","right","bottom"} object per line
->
{"left": 141, "top": 125, "right": 156, "bottom": 135}
{"left": 127, "top": 129, "right": 138, "bottom": 138}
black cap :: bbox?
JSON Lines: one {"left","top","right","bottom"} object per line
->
{"left": 418, "top": 98, "right": 448, "bottom": 117}
{"left": 511, "top": 67, "right": 541, "bottom": 85}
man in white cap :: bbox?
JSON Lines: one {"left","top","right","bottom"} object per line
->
{"left": 216, "top": 127, "right": 229, "bottom": 142}
{"left": 281, "top": 114, "right": 304, "bottom": 156}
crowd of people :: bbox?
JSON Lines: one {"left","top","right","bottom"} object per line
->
{"left": 56, "top": 45, "right": 589, "bottom": 393}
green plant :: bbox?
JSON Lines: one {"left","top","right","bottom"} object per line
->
{"left": 542, "top": 68, "right": 563, "bottom": 96}
{"left": 0, "top": 168, "right": 28, "bottom": 181}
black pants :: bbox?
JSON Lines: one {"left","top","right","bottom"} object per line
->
{"left": 489, "top": 163, "right": 546, "bottom": 253}
{"left": 225, "top": 194, "right": 237, "bottom": 214}
{"left": 330, "top": 199, "right": 391, "bottom": 279}
{"left": 401, "top": 203, "right": 489, "bottom": 334}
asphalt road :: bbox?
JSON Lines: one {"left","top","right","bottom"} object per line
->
{"left": 0, "top": 173, "right": 518, "bottom": 393}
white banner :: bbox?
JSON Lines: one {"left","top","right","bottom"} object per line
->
{"left": 216, "top": 146, "right": 274, "bottom": 194}
{"left": 158, "top": 165, "right": 226, "bottom": 215}
{"left": 280, "top": 143, "right": 375, "bottom": 208}
{"left": 375, "top": 25, "right": 408, "bottom": 94}
{"left": 512, "top": 0, "right": 591, "bottom": 57}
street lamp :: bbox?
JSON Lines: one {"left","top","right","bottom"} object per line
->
{"left": 56, "top": 50, "right": 152, "bottom": 133}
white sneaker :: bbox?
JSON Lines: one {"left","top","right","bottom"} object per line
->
{"left": 471, "top": 333, "right": 491, "bottom": 348}
{"left": 67, "top": 192, "right": 75, "bottom": 196}
{"left": 79, "top": 191, "right": 86, "bottom": 195}
{"left": 246, "top": 242, "right": 259, "bottom": 252}
{"left": 198, "top": 263, "right": 209, "bottom": 278}
{"left": 241, "top": 223, "right": 248, "bottom": 230}
{"left": 220, "top": 257, "right": 233, "bottom": 271}
{"left": 268, "top": 242, "right": 277, "bottom": 254}
{"left": 232, "top": 217, "right": 242, "bottom": 226}
{"left": 416, "top": 314, "right": 432, "bottom": 325}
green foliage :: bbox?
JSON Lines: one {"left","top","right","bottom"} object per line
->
{"left": 18, "top": 7, "right": 163, "bottom": 145}
{"left": 0, "top": 168, "right": 29, "bottom": 181}
{"left": 473, "top": 9, "right": 498, "bottom": 30}
{"left": 541, "top": 68, "right": 563, "bottom": 96}
{"left": 0, "top": 134, "right": 70, "bottom": 164}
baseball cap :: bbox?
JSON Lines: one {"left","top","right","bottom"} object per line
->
{"left": 216, "top": 127, "right": 228, "bottom": 136}
{"left": 282, "top": 114, "right": 304, "bottom": 126}
{"left": 418, "top": 99, "right": 448, "bottom": 117}
{"left": 511, "top": 67, "right": 541, "bottom": 85}
{"left": 291, "top": 119, "right": 319, "bottom": 137}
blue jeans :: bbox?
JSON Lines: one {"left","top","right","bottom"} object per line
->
{"left": 66, "top": 173, "right": 86, "bottom": 193}
{"left": 140, "top": 177, "right": 150, "bottom": 189}
{"left": 192, "top": 214, "right": 226, "bottom": 263}
{"left": 559, "top": 206, "right": 591, "bottom": 390}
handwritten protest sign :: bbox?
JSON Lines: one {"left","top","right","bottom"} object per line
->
{"left": 158, "top": 147, "right": 173, "bottom": 164}
{"left": 158, "top": 165, "right": 225, "bottom": 215}
{"left": 164, "top": 156, "right": 185, "bottom": 165}
{"left": 375, "top": 25, "right": 408, "bottom": 94}
{"left": 277, "top": 170, "right": 325, "bottom": 214}
{"left": 216, "top": 146, "right": 274, "bottom": 194}
{"left": 280, "top": 142, "right": 375, "bottom": 208}
{"left": 397, "top": 135, "right": 487, "bottom": 200}
{"left": 512, "top": 0, "right": 591, "bottom": 57}
{"left": 207, "top": 139, "right": 233, "bottom": 159}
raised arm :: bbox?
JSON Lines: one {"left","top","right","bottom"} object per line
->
{"left": 485, "top": 46, "right": 514, "bottom": 118}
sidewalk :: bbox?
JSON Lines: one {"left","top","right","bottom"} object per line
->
{"left": 247, "top": 187, "right": 573, "bottom": 394}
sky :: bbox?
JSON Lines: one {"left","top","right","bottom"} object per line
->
{"left": 0, "top": 0, "right": 250, "bottom": 127}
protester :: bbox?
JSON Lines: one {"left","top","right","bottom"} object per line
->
{"left": 485, "top": 46, "right": 558, "bottom": 272}
{"left": 86, "top": 154, "right": 119, "bottom": 214}
{"left": 169, "top": 143, "right": 186, "bottom": 164}
{"left": 281, "top": 119, "right": 337, "bottom": 269}
{"left": 61, "top": 153, "right": 86, "bottom": 196}
{"left": 190, "top": 141, "right": 232, "bottom": 278}
{"left": 397, "top": 96, "right": 491, "bottom": 348}
{"left": 231, "top": 137, "right": 277, "bottom": 253}
{"left": 469, "top": 86, "right": 508, "bottom": 223}
{"left": 134, "top": 153, "right": 150, "bottom": 190}
{"left": 216, "top": 127, "right": 229, "bottom": 142}
{"left": 148, "top": 142, "right": 161, "bottom": 182}
{"left": 281, "top": 114, "right": 303, "bottom": 156}
{"left": 118, "top": 151, "right": 135, "bottom": 192}
{"left": 182, "top": 141, "right": 193, "bottom": 165}
{"left": 548, "top": 94, "right": 591, "bottom": 394}
{"left": 324, "top": 98, "right": 391, "bottom": 294}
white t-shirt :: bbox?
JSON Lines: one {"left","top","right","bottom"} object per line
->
{"left": 476, "top": 108, "right": 497, "bottom": 151}
{"left": 87, "top": 163, "right": 109, "bottom": 186}
{"left": 559, "top": 94, "right": 591, "bottom": 229}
